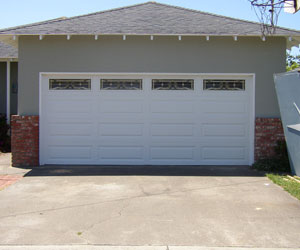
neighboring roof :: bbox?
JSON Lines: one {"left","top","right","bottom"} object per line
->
{"left": 0, "top": 16, "right": 68, "bottom": 49}
{"left": 0, "top": 41, "right": 17, "bottom": 58}
{"left": 0, "top": 2, "right": 299, "bottom": 37}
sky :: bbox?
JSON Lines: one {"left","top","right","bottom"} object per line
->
{"left": 0, "top": 0, "right": 299, "bottom": 53}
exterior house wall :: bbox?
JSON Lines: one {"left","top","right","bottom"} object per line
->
{"left": 18, "top": 35, "right": 286, "bottom": 116}
{"left": 12, "top": 35, "right": 286, "bottom": 166}
{"left": 0, "top": 62, "right": 18, "bottom": 116}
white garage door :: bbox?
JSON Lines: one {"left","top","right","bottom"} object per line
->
{"left": 40, "top": 73, "right": 254, "bottom": 165}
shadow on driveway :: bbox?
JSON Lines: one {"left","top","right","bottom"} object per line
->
{"left": 22, "top": 165, "right": 264, "bottom": 177}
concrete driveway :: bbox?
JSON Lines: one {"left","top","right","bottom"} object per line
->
{"left": 0, "top": 157, "right": 300, "bottom": 248}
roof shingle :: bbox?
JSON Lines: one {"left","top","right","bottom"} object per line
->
{"left": 0, "top": 2, "right": 299, "bottom": 36}
{"left": 0, "top": 41, "right": 17, "bottom": 58}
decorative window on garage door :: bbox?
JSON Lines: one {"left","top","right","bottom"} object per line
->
{"left": 152, "top": 79, "right": 194, "bottom": 90}
{"left": 203, "top": 79, "right": 245, "bottom": 91}
{"left": 100, "top": 79, "right": 142, "bottom": 90}
{"left": 49, "top": 79, "right": 91, "bottom": 90}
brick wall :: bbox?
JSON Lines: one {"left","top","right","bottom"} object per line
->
{"left": 11, "top": 115, "right": 39, "bottom": 167}
{"left": 255, "top": 118, "right": 284, "bottom": 161}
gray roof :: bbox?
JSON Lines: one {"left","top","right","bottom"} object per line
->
{"left": 0, "top": 41, "right": 17, "bottom": 58}
{"left": 0, "top": 2, "right": 300, "bottom": 36}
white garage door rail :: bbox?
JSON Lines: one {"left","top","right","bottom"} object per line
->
{"left": 40, "top": 73, "right": 255, "bottom": 166}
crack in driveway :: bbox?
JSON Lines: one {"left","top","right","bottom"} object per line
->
{"left": 0, "top": 179, "right": 267, "bottom": 219}
{"left": 78, "top": 200, "right": 132, "bottom": 244}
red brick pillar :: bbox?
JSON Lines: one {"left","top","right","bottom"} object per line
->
{"left": 11, "top": 115, "right": 39, "bottom": 167}
{"left": 255, "top": 118, "right": 284, "bottom": 161}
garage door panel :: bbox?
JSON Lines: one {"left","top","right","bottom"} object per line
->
{"left": 203, "top": 124, "right": 246, "bottom": 137}
{"left": 46, "top": 115, "right": 94, "bottom": 122}
{"left": 97, "top": 137, "right": 144, "bottom": 146}
{"left": 150, "top": 147, "right": 195, "bottom": 160}
{"left": 201, "top": 137, "right": 249, "bottom": 146}
{"left": 201, "top": 114, "right": 248, "bottom": 124}
{"left": 151, "top": 101, "right": 194, "bottom": 113}
{"left": 202, "top": 147, "right": 245, "bottom": 160}
{"left": 150, "top": 92, "right": 196, "bottom": 99}
{"left": 149, "top": 137, "right": 199, "bottom": 145}
{"left": 46, "top": 137, "right": 94, "bottom": 145}
{"left": 97, "top": 113, "right": 145, "bottom": 123}
{"left": 151, "top": 124, "right": 194, "bottom": 136}
{"left": 99, "top": 92, "right": 144, "bottom": 99}
{"left": 98, "top": 146, "right": 144, "bottom": 160}
{"left": 201, "top": 94, "right": 248, "bottom": 101}
{"left": 150, "top": 114, "right": 196, "bottom": 124}
{"left": 47, "top": 90, "right": 92, "bottom": 97}
{"left": 48, "top": 100, "right": 93, "bottom": 114}
{"left": 203, "top": 101, "right": 246, "bottom": 113}
{"left": 200, "top": 159, "right": 249, "bottom": 165}
{"left": 46, "top": 113, "right": 94, "bottom": 121}
{"left": 49, "top": 123, "right": 93, "bottom": 136}
{"left": 48, "top": 146, "right": 92, "bottom": 160}
{"left": 46, "top": 159, "right": 96, "bottom": 165}
{"left": 99, "top": 100, "right": 144, "bottom": 113}
{"left": 94, "top": 159, "right": 146, "bottom": 165}
{"left": 99, "top": 123, "right": 144, "bottom": 136}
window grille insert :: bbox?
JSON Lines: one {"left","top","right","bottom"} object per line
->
{"left": 49, "top": 79, "right": 91, "bottom": 90}
{"left": 100, "top": 79, "right": 142, "bottom": 90}
{"left": 203, "top": 79, "right": 245, "bottom": 91}
{"left": 152, "top": 79, "right": 194, "bottom": 90}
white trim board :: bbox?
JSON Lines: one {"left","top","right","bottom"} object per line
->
{"left": 41, "top": 72, "right": 256, "bottom": 76}
{"left": 0, "top": 58, "right": 18, "bottom": 62}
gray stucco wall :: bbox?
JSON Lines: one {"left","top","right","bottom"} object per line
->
{"left": 18, "top": 35, "right": 286, "bottom": 116}
{"left": 0, "top": 62, "right": 18, "bottom": 115}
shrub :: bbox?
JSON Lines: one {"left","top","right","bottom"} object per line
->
{"left": 0, "top": 114, "right": 11, "bottom": 152}
{"left": 252, "top": 140, "right": 290, "bottom": 173}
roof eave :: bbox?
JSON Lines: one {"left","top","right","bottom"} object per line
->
{"left": 0, "top": 35, "right": 18, "bottom": 48}
{"left": 1, "top": 33, "right": 299, "bottom": 50}
{"left": 287, "top": 36, "right": 300, "bottom": 49}
{"left": 0, "top": 57, "right": 18, "bottom": 61}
